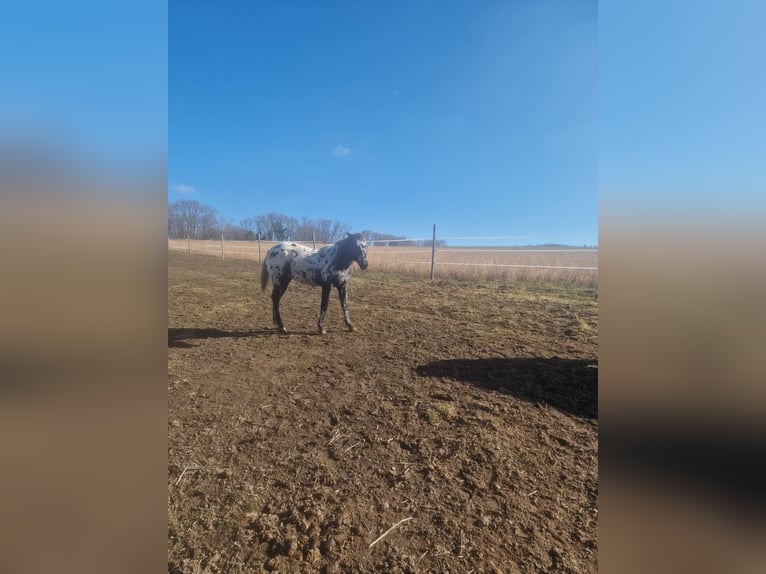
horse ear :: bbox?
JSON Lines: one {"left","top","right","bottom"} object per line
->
{"left": 346, "top": 232, "right": 352, "bottom": 238}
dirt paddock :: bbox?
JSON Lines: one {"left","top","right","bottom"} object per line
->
{"left": 168, "top": 251, "right": 598, "bottom": 573}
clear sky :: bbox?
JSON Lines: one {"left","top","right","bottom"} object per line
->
{"left": 600, "top": 0, "right": 765, "bottom": 219}
{"left": 1, "top": 1, "right": 167, "bottom": 174}
{"left": 169, "top": 1, "right": 597, "bottom": 246}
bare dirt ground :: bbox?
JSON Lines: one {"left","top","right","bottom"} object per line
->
{"left": 168, "top": 251, "right": 598, "bottom": 573}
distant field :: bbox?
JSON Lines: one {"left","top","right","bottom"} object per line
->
{"left": 168, "top": 239, "right": 598, "bottom": 286}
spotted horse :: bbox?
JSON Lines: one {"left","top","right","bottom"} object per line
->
{"left": 260, "top": 232, "right": 368, "bottom": 334}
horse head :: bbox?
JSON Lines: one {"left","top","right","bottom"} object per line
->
{"left": 345, "top": 232, "right": 368, "bottom": 270}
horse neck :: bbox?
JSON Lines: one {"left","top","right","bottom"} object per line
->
{"left": 332, "top": 240, "right": 357, "bottom": 271}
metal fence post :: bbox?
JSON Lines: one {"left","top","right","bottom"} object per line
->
{"left": 430, "top": 224, "right": 436, "bottom": 281}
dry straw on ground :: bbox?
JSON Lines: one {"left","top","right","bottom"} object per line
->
{"left": 168, "top": 239, "right": 598, "bottom": 286}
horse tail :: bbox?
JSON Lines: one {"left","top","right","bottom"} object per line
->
{"left": 260, "top": 258, "right": 270, "bottom": 291}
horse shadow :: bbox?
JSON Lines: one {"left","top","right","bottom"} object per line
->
{"left": 168, "top": 327, "right": 282, "bottom": 348}
{"left": 415, "top": 357, "right": 597, "bottom": 419}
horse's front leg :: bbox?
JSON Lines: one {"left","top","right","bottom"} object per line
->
{"left": 271, "top": 283, "right": 289, "bottom": 333}
{"left": 318, "top": 284, "right": 332, "bottom": 335}
{"left": 337, "top": 283, "right": 355, "bottom": 332}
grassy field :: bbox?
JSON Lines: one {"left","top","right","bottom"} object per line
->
{"left": 168, "top": 240, "right": 598, "bottom": 286}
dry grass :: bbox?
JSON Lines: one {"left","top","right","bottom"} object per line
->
{"left": 168, "top": 239, "right": 598, "bottom": 286}
{"left": 371, "top": 246, "right": 598, "bottom": 286}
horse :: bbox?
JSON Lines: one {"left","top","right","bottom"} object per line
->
{"left": 260, "top": 232, "right": 369, "bottom": 334}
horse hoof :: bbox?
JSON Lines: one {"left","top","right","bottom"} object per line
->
{"left": 320, "top": 329, "right": 327, "bottom": 335}
{"left": 278, "top": 327, "right": 287, "bottom": 334}
{"left": 347, "top": 325, "right": 356, "bottom": 332}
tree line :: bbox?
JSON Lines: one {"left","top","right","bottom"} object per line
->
{"left": 168, "top": 199, "right": 438, "bottom": 245}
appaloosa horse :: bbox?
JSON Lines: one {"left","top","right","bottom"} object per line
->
{"left": 260, "top": 233, "right": 368, "bottom": 334}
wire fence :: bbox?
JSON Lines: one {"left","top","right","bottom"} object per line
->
{"left": 168, "top": 228, "right": 598, "bottom": 286}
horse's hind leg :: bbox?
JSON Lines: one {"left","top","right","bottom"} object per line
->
{"left": 337, "top": 284, "right": 355, "bottom": 332}
{"left": 318, "top": 284, "right": 332, "bottom": 335}
{"left": 271, "top": 282, "right": 289, "bottom": 333}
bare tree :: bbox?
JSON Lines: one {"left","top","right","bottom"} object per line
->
{"left": 314, "top": 219, "right": 351, "bottom": 243}
{"left": 168, "top": 199, "right": 219, "bottom": 239}
{"left": 292, "top": 217, "right": 351, "bottom": 243}
{"left": 245, "top": 215, "right": 271, "bottom": 240}
{"left": 247, "top": 212, "right": 298, "bottom": 241}
{"left": 240, "top": 216, "right": 260, "bottom": 239}
{"left": 219, "top": 217, "right": 251, "bottom": 240}
{"left": 292, "top": 217, "right": 314, "bottom": 242}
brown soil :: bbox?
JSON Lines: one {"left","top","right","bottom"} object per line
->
{"left": 168, "top": 251, "right": 598, "bottom": 573}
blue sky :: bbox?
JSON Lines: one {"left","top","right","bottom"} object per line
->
{"left": 1, "top": 1, "right": 167, "bottom": 173}
{"left": 600, "top": 0, "right": 766, "bottom": 219}
{"left": 3, "top": 1, "right": 762, "bottom": 246}
{"left": 169, "top": 1, "right": 597, "bottom": 246}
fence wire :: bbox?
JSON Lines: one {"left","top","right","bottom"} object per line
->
{"left": 168, "top": 237, "right": 599, "bottom": 277}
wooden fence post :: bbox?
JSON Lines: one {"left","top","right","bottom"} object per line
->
{"left": 312, "top": 232, "right": 316, "bottom": 249}
{"left": 430, "top": 224, "right": 436, "bottom": 281}
{"left": 258, "top": 234, "right": 262, "bottom": 263}
{"left": 187, "top": 236, "right": 191, "bottom": 255}
{"left": 221, "top": 234, "right": 225, "bottom": 259}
